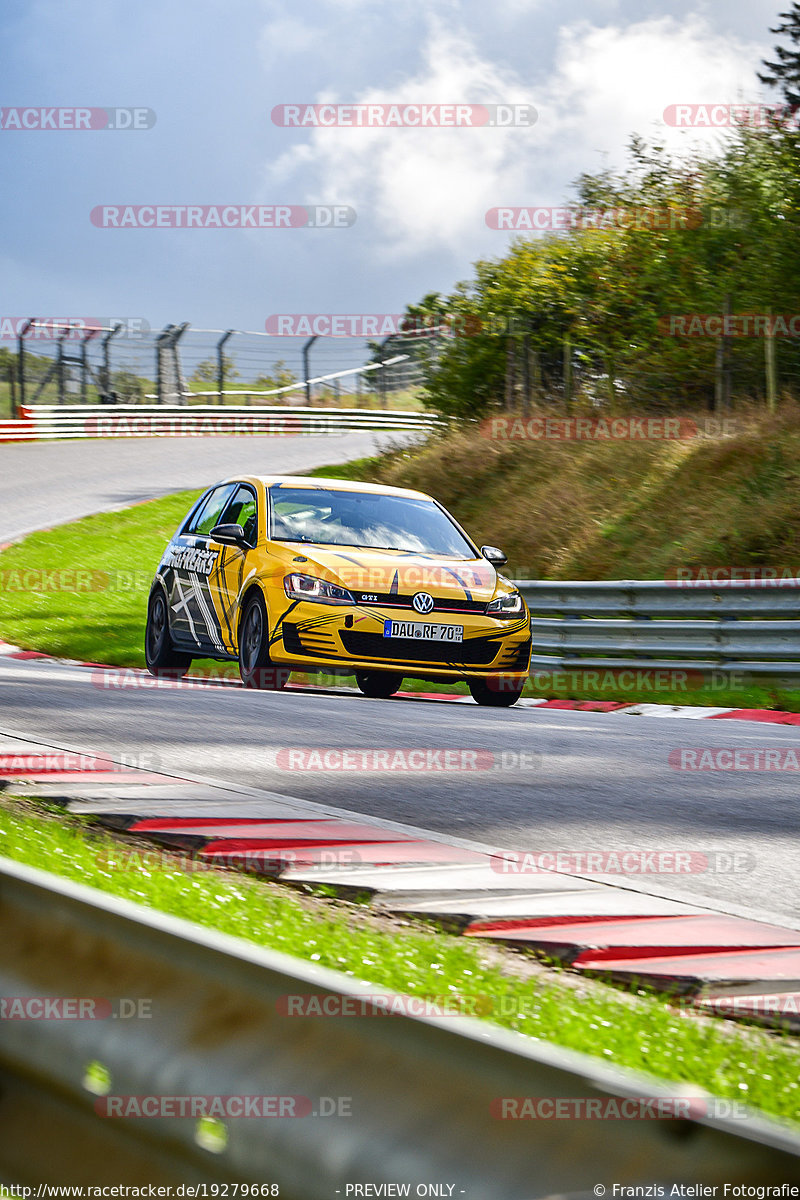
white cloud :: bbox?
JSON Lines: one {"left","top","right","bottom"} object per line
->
{"left": 262, "top": 19, "right": 534, "bottom": 258}
{"left": 535, "top": 15, "right": 766, "bottom": 183}
{"left": 258, "top": 13, "right": 321, "bottom": 65}
{"left": 261, "top": 13, "right": 766, "bottom": 268}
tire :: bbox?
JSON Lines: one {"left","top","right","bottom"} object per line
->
{"left": 238, "top": 592, "right": 290, "bottom": 690}
{"left": 355, "top": 670, "right": 401, "bottom": 699}
{"left": 469, "top": 676, "right": 524, "bottom": 707}
{"left": 145, "top": 588, "right": 192, "bottom": 678}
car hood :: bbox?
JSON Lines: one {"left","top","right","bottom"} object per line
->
{"left": 291, "top": 546, "right": 501, "bottom": 603}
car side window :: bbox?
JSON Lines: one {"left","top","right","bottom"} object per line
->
{"left": 183, "top": 484, "right": 236, "bottom": 537}
{"left": 219, "top": 484, "right": 258, "bottom": 546}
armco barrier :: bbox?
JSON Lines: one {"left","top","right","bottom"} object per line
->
{"left": 1, "top": 854, "right": 799, "bottom": 1191}
{"left": 0, "top": 419, "right": 34, "bottom": 443}
{"left": 519, "top": 579, "right": 800, "bottom": 678}
{"left": 1, "top": 404, "right": 443, "bottom": 440}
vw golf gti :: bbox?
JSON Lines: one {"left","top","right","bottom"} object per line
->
{"left": 145, "top": 475, "right": 532, "bottom": 706}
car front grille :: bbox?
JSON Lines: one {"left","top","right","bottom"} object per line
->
{"left": 339, "top": 630, "right": 501, "bottom": 666}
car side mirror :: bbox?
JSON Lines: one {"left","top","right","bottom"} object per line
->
{"left": 210, "top": 523, "right": 249, "bottom": 547}
{"left": 480, "top": 545, "right": 507, "bottom": 566}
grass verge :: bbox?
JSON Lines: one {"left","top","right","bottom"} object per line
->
{"left": 1, "top": 792, "right": 799, "bottom": 1124}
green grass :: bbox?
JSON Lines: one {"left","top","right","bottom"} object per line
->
{"left": 2, "top": 794, "right": 799, "bottom": 1125}
{"left": 0, "top": 491, "right": 198, "bottom": 666}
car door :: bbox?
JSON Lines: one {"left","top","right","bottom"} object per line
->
{"left": 166, "top": 482, "right": 237, "bottom": 653}
{"left": 205, "top": 482, "right": 260, "bottom": 654}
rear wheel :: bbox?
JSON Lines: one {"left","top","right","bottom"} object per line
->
{"left": 469, "top": 677, "right": 524, "bottom": 707}
{"left": 355, "top": 670, "right": 401, "bottom": 699}
{"left": 145, "top": 589, "right": 191, "bottom": 678}
{"left": 238, "top": 592, "right": 290, "bottom": 690}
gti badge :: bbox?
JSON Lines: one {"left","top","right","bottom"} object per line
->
{"left": 412, "top": 592, "right": 434, "bottom": 614}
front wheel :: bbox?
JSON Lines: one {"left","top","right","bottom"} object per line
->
{"left": 355, "top": 670, "right": 401, "bottom": 699}
{"left": 238, "top": 592, "right": 290, "bottom": 690}
{"left": 469, "top": 677, "right": 524, "bottom": 707}
{"left": 145, "top": 589, "right": 192, "bottom": 678}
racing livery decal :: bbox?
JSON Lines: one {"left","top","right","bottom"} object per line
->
{"left": 162, "top": 544, "right": 219, "bottom": 576}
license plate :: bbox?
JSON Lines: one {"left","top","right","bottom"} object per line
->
{"left": 383, "top": 620, "right": 463, "bottom": 643}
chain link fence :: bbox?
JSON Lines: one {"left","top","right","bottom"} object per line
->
{"left": 0, "top": 321, "right": 445, "bottom": 418}
{"left": 497, "top": 320, "right": 800, "bottom": 413}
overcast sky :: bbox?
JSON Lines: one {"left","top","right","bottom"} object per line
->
{"left": 0, "top": 0, "right": 786, "bottom": 345}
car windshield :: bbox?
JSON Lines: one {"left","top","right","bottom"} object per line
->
{"left": 268, "top": 486, "right": 476, "bottom": 556}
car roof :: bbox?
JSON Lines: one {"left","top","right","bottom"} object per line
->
{"left": 230, "top": 475, "right": 435, "bottom": 502}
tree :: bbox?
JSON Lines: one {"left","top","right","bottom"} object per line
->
{"left": 758, "top": 4, "right": 800, "bottom": 109}
{"left": 110, "top": 369, "right": 147, "bottom": 402}
{"left": 253, "top": 360, "right": 297, "bottom": 393}
{"left": 404, "top": 120, "right": 800, "bottom": 418}
{"left": 191, "top": 355, "right": 239, "bottom": 384}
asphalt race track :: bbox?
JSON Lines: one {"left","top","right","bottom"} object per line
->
{"left": 4, "top": 655, "right": 800, "bottom": 927}
{"left": 1, "top": 437, "right": 799, "bottom": 929}
{"left": 0, "top": 431, "right": 405, "bottom": 542}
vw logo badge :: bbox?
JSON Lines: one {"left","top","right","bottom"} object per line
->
{"left": 412, "top": 592, "right": 434, "bottom": 614}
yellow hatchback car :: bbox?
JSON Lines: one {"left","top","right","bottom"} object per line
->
{"left": 145, "top": 475, "right": 531, "bottom": 705}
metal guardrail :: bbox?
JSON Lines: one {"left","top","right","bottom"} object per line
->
{"left": 1, "top": 854, "right": 799, "bottom": 1192}
{"left": 0, "top": 404, "right": 443, "bottom": 441}
{"left": 519, "top": 579, "right": 800, "bottom": 678}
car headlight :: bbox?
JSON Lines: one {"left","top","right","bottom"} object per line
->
{"left": 284, "top": 573, "right": 354, "bottom": 605}
{"left": 486, "top": 591, "right": 524, "bottom": 617}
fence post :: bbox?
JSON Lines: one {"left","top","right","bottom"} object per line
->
{"left": 56, "top": 334, "right": 66, "bottom": 404}
{"left": 505, "top": 337, "right": 516, "bottom": 409}
{"left": 155, "top": 325, "right": 171, "bottom": 405}
{"left": 156, "top": 323, "right": 190, "bottom": 404}
{"left": 17, "top": 319, "right": 33, "bottom": 414}
{"left": 563, "top": 333, "right": 572, "bottom": 408}
{"left": 378, "top": 335, "right": 395, "bottom": 409}
{"left": 723, "top": 294, "right": 732, "bottom": 408}
{"left": 302, "top": 335, "right": 318, "bottom": 406}
{"left": 101, "top": 323, "right": 123, "bottom": 400}
{"left": 216, "top": 329, "right": 235, "bottom": 406}
{"left": 765, "top": 309, "right": 777, "bottom": 412}
{"left": 79, "top": 328, "right": 101, "bottom": 404}
{"left": 522, "top": 324, "right": 531, "bottom": 417}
